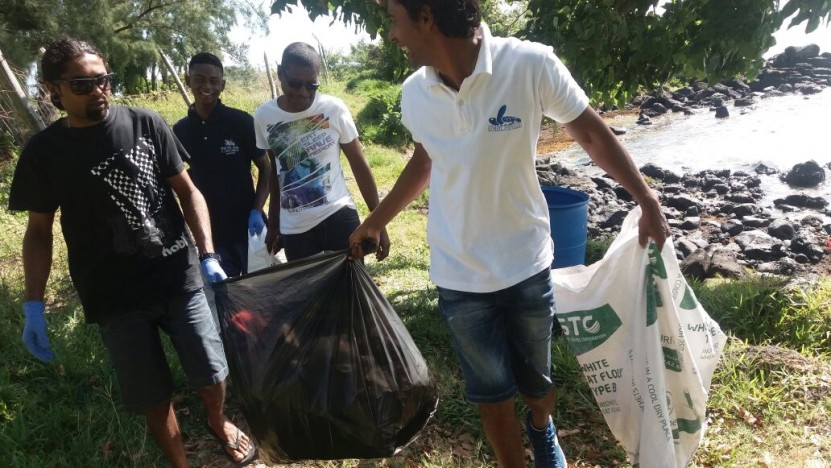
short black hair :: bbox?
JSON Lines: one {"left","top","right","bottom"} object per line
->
{"left": 41, "top": 37, "right": 106, "bottom": 110}
{"left": 280, "top": 42, "right": 321, "bottom": 71}
{"left": 394, "top": 0, "right": 480, "bottom": 38}
{"left": 188, "top": 52, "right": 223, "bottom": 75}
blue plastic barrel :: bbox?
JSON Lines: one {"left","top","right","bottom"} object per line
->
{"left": 541, "top": 186, "right": 589, "bottom": 268}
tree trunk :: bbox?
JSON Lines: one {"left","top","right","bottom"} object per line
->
{"left": 0, "top": 46, "right": 45, "bottom": 141}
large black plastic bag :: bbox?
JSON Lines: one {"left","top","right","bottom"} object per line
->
{"left": 213, "top": 250, "right": 438, "bottom": 463}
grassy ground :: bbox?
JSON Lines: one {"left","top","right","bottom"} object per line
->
{"left": 1, "top": 79, "right": 829, "bottom": 467}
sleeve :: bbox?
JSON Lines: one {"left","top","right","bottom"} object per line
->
{"left": 153, "top": 113, "right": 189, "bottom": 177}
{"left": 253, "top": 107, "right": 271, "bottom": 151}
{"left": 8, "top": 138, "right": 59, "bottom": 213}
{"left": 171, "top": 120, "right": 192, "bottom": 165}
{"left": 332, "top": 98, "right": 359, "bottom": 144}
{"left": 399, "top": 80, "right": 422, "bottom": 144}
{"left": 537, "top": 47, "right": 590, "bottom": 124}
{"left": 243, "top": 113, "right": 267, "bottom": 161}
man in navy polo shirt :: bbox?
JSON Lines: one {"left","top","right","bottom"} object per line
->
{"left": 174, "top": 53, "right": 270, "bottom": 277}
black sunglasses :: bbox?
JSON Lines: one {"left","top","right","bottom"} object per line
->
{"left": 53, "top": 73, "right": 115, "bottom": 95}
{"left": 284, "top": 79, "right": 320, "bottom": 92}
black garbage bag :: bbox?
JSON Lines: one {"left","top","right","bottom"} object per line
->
{"left": 213, "top": 250, "right": 438, "bottom": 463}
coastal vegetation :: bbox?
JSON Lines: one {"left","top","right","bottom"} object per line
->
{"left": 1, "top": 70, "right": 829, "bottom": 465}
{"left": 2, "top": 1, "right": 831, "bottom": 464}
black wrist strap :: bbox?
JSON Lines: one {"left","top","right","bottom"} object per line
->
{"left": 200, "top": 252, "right": 221, "bottom": 262}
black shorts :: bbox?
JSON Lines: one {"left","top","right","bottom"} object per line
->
{"left": 282, "top": 206, "right": 360, "bottom": 261}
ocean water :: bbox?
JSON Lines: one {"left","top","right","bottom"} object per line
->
{"left": 555, "top": 88, "right": 831, "bottom": 216}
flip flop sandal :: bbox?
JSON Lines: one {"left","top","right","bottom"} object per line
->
{"left": 206, "top": 423, "right": 258, "bottom": 466}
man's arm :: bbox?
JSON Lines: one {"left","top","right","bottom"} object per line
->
{"left": 341, "top": 138, "right": 390, "bottom": 259}
{"left": 21, "top": 211, "right": 56, "bottom": 361}
{"left": 252, "top": 153, "right": 271, "bottom": 212}
{"left": 348, "top": 142, "right": 432, "bottom": 258}
{"left": 23, "top": 211, "right": 55, "bottom": 301}
{"left": 564, "top": 106, "right": 670, "bottom": 249}
{"left": 264, "top": 150, "right": 282, "bottom": 253}
{"left": 167, "top": 170, "right": 215, "bottom": 255}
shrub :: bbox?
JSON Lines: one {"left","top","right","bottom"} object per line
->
{"left": 356, "top": 85, "right": 411, "bottom": 147}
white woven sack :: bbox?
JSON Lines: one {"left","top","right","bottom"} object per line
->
{"left": 551, "top": 207, "right": 726, "bottom": 467}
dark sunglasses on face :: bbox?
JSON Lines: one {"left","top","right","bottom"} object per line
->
{"left": 284, "top": 79, "right": 320, "bottom": 92}
{"left": 53, "top": 73, "right": 115, "bottom": 95}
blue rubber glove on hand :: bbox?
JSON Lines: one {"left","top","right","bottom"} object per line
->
{"left": 201, "top": 258, "right": 227, "bottom": 283}
{"left": 248, "top": 209, "right": 266, "bottom": 236}
{"left": 22, "top": 300, "right": 54, "bottom": 362}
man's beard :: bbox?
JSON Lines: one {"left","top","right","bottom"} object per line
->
{"left": 86, "top": 103, "right": 109, "bottom": 122}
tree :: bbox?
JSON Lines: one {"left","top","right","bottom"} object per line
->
{"left": 271, "top": 0, "right": 831, "bottom": 104}
{"left": 0, "top": 0, "right": 267, "bottom": 93}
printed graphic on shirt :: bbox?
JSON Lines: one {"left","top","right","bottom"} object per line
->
{"left": 487, "top": 105, "right": 523, "bottom": 132}
{"left": 220, "top": 138, "right": 240, "bottom": 156}
{"left": 90, "top": 136, "right": 180, "bottom": 257}
{"left": 265, "top": 114, "right": 335, "bottom": 212}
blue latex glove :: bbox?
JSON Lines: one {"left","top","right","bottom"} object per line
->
{"left": 248, "top": 209, "right": 266, "bottom": 236}
{"left": 201, "top": 257, "right": 227, "bottom": 283}
{"left": 22, "top": 300, "right": 54, "bottom": 362}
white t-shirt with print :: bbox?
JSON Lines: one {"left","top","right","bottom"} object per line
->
{"left": 401, "top": 25, "right": 590, "bottom": 293}
{"left": 253, "top": 94, "right": 359, "bottom": 234}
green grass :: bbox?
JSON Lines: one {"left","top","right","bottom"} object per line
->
{"left": 1, "top": 75, "right": 830, "bottom": 466}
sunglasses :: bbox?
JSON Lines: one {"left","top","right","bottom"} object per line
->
{"left": 283, "top": 79, "right": 320, "bottom": 92}
{"left": 53, "top": 73, "right": 114, "bottom": 95}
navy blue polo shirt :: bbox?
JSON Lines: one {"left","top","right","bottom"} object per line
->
{"left": 173, "top": 101, "right": 266, "bottom": 247}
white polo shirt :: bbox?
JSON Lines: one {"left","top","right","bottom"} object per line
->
{"left": 401, "top": 25, "right": 589, "bottom": 293}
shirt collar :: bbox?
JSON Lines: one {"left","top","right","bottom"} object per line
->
{"left": 425, "top": 23, "right": 493, "bottom": 89}
{"left": 187, "top": 99, "right": 225, "bottom": 121}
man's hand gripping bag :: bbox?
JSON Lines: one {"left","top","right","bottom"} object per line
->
{"left": 213, "top": 251, "right": 438, "bottom": 463}
{"left": 551, "top": 208, "right": 726, "bottom": 467}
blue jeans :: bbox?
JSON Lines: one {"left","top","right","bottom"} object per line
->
{"left": 436, "top": 268, "right": 556, "bottom": 404}
{"left": 98, "top": 289, "right": 229, "bottom": 413}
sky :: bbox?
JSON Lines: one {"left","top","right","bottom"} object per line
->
{"left": 230, "top": 3, "right": 831, "bottom": 66}
{"left": 228, "top": 3, "right": 373, "bottom": 68}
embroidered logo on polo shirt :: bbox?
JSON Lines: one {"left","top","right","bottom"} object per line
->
{"left": 487, "top": 105, "right": 522, "bottom": 132}
{"left": 220, "top": 139, "right": 240, "bottom": 155}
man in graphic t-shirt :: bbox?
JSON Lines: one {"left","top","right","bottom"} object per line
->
{"left": 174, "top": 52, "right": 270, "bottom": 277}
{"left": 9, "top": 37, "right": 256, "bottom": 466}
{"left": 253, "top": 42, "right": 390, "bottom": 261}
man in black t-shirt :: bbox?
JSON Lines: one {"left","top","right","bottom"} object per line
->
{"left": 174, "top": 53, "right": 270, "bottom": 277}
{"left": 9, "top": 37, "right": 257, "bottom": 466}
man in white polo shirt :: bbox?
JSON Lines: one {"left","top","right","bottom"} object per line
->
{"left": 349, "top": 1, "right": 670, "bottom": 466}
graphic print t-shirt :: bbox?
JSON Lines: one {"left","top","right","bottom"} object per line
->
{"left": 8, "top": 106, "right": 202, "bottom": 322}
{"left": 253, "top": 94, "right": 358, "bottom": 234}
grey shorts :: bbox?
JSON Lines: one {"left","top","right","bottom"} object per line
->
{"left": 98, "top": 289, "right": 229, "bottom": 413}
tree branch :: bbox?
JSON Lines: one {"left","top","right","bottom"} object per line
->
{"left": 114, "top": 0, "right": 174, "bottom": 34}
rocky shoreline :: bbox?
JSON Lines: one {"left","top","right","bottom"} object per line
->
{"left": 536, "top": 45, "right": 831, "bottom": 282}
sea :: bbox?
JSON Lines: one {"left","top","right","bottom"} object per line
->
{"left": 555, "top": 88, "right": 831, "bottom": 218}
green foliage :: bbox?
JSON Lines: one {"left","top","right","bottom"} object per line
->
{"left": 693, "top": 275, "right": 831, "bottom": 354}
{"left": 356, "top": 83, "right": 411, "bottom": 147}
{"left": 0, "top": 0, "right": 267, "bottom": 94}
{"left": 274, "top": 0, "right": 831, "bottom": 105}
{"left": 584, "top": 233, "right": 615, "bottom": 265}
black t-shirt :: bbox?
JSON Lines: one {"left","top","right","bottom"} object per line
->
{"left": 173, "top": 101, "right": 265, "bottom": 247}
{"left": 8, "top": 106, "right": 202, "bottom": 323}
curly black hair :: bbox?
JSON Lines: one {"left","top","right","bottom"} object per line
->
{"left": 41, "top": 37, "right": 106, "bottom": 110}
{"left": 393, "top": 0, "right": 480, "bottom": 38}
